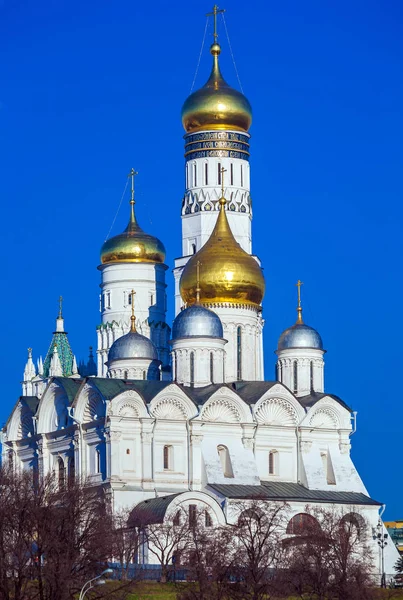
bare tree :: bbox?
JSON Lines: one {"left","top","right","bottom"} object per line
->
{"left": 177, "top": 509, "right": 234, "bottom": 600}
{"left": 283, "top": 505, "right": 376, "bottom": 600}
{"left": 111, "top": 508, "right": 141, "bottom": 580}
{"left": 226, "top": 499, "right": 289, "bottom": 600}
{"left": 134, "top": 507, "right": 192, "bottom": 583}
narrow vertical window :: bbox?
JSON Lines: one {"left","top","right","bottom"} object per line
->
{"left": 186, "top": 163, "right": 188, "bottom": 188}
{"left": 106, "top": 292, "right": 111, "bottom": 309}
{"left": 58, "top": 457, "right": 65, "bottom": 490}
{"left": 143, "top": 370, "right": 146, "bottom": 380}
{"left": 96, "top": 449, "right": 101, "bottom": 474}
{"left": 230, "top": 163, "right": 234, "bottom": 185}
{"left": 172, "top": 353, "right": 176, "bottom": 381}
{"left": 217, "top": 445, "right": 234, "bottom": 478}
{"left": 124, "top": 371, "right": 128, "bottom": 380}
{"left": 193, "top": 163, "right": 197, "bottom": 187}
{"left": 190, "top": 352, "right": 195, "bottom": 385}
{"left": 189, "top": 504, "right": 197, "bottom": 527}
{"left": 163, "top": 445, "right": 171, "bottom": 470}
{"left": 205, "top": 511, "right": 212, "bottom": 527}
{"left": 205, "top": 163, "right": 208, "bottom": 185}
{"left": 310, "top": 361, "right": 314, "bottom": 391}
{"left": 128, "top": 293, "right": 132, "bottom": 305}
{"left": 191, "top": 243, "right": 196, "bottom": 254}
{"left": 240, "top": 164, "right": 243, "bottom": 187}
{"left": 210, "top": 352, "right": 214, "bottom": 384}
{"left": 218, "top": 163, "right": 221, "bottom": 185}
{"left": 269, "top": 451, "right": 277, "bottom": 475}
{"left": 150, "top": 293, "right": 154, "bottom": 305}
{"left": 293, "top": 361, "right": 298, "bottom": 394}
{"left": 68, "top": 456, "right": 75, "bottom": 484}
{"left": 237, "top": 326, "right": 242, "bottom": 381}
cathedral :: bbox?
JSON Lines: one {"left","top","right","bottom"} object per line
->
{"left": 1, "top": 7, "right": 398, "bottom": 576}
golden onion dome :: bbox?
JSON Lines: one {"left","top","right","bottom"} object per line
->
{"left": 182, "top": 42, "right": 252, "bottom": 134}
{"left": 180, "top": 196, "right": 265, "bottom": 307}
{"left": 100, "top": 201, "right": 166, "bottom": 265}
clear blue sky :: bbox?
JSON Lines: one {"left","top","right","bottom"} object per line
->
{"left": 1, "top": 0, "right": 402, "bottom": 517}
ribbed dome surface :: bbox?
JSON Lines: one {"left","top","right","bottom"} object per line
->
{"left": 101, "top": 204, "right": 165, "bottom": 265}
{"left": 180, "top": 198, "right": 265, "bottom": 307}
{"left": 172, "top": 304, "right": 223, "bottom": 339}
{"left": 108, "top": 331, "right": 158, "bottom": 361}
{"left": 181, "top": 43, "right": 252, "bottom": 134}
{"left": 278, "top": 323, "right": 323, "bottom": 351}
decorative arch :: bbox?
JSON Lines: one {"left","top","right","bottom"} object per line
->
{"left": 36, "top": 382, "right": 70, "bottom": 434}
{"left": 309, "top": 407, "right": 339, "bottom": 429}
{"left": 108, "top": 390, "right": 148, "bottom": 419}
{"left": 340, "top": 512, "right": 366, "bottom": 539}
{"left": 165, "top": 491, "right": 226, "bottom": 527}
{"left": 200, "top": 388, "right": 251, "bottom": 424}
{"left": 7, "top": 402, "right": 34, "bottom": 441}
{"left": 286, "top": 513, "right": 321, "bottom": 535}
{"left": 74, "top": 383, "right": 105, "bottom": 424}
{"left": 254, "top": 397, "right": 299, "bottom": 426}
{"left": 149, "top": 385, "right": 197, "bottom": 420}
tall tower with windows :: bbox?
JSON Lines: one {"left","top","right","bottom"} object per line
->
{"left": 173, "top": 6, "right": 257, "bottom": 316}
{"left": 97, "top": 170, "right": 170, "bottom": 377}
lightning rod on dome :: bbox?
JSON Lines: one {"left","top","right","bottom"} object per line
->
{"left": 296, "top": 279, "right": 304, "bottom": 324}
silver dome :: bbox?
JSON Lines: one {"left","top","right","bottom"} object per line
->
{"left": 278, "top": 323, "right": 323, "bottom": 351}
{"left": 108, "top": 331, "right": 158, "bottom": 361}
{"left": 172, "top": 304, "right": 223, "bottom": 339}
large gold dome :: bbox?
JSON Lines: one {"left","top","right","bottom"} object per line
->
{"left": 100, "top": 202, "right": 165, "bottom": 265}
{"left": 182, "top": 43, "right": 252, "bottom": 134}
{"left": 180, "top": 197, "right": 265, "bottom": 307}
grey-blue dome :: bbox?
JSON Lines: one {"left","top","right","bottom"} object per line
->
{"left": 172, "top": 304, "right": 223, "bottom": 339}
{"left": 278, "top": 323, "right": 323, "bottom": 351}
{"left": 108, "top": 331, "right": 158, "bottom": 361}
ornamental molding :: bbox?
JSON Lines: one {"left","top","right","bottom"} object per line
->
{"left": 150, "top": 397, "right": 188, "bottom": 420}
{"left": 201, "top": 399, "right": 241, "bottom": 423}
{"left": 301, "top": 440, "right": 313, "bottom": 454}
{"left": 339, "top": 442, "right": 351, "bottom": 455}
{"left": 254, "top": 397, "right": 299, "bottom": 426}
{"left": 309, "top": 407, "right": 339, "bottom": 429}
{"left": 242, "top": 437, "right": 254, "bottom": 449}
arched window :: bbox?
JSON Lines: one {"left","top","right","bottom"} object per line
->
{"left": 269, "top": 450, "right": 278, "bottom": 475}
{"left": 163, "top": 445, "right": 172, "bottom": 470}
{"left": 230, "top": 162, "right": 234, "bottom": 185}
{"left": 217, "top": 163, "right": 222, "bottom": 185}
{"left": 217, "top": 445, "right": 234, "bottom": 478}
{"left": 95, "top": 449, "right": 101, "bottom": 474}
{"left": 190, "top": 352, "right": 195, "bottom": 385}
{"left": 186, "top": 163, "right": 188, "bottom": 188}
{"left": 205, "top": 511, "right": 212, "bottom": 527}
{"left": 240, "top": 164, "right": 243, "bottom": 187}
{"left": 237, "top": 326, "right": 242, "bottom": 381}
{"left": 68, "top": 456, "right": 75, "bottom": 484}
{"left": 340, "top": 513, "right": 364, "bottom": 540}
{"left": 173, "top": 510, "right": 181, "bottom": 526}
{"left": 204, "top": 163, "right": 208, "bottom": 185}
{"left": 193, "top": 163, "right": 197, "bottom": 187}
{"left": 143, "top": 371, "right": 146, "bottom": 380}
{"left": 310, "top": 361, "right": 314, "bottom": 391}
{"left": 172, "top": 353, "right": 176, "bottom": 381}
{"left": 286, "top": 513, "right": 321, "bottom": 535}
{"left": 321, "top": 452, "right": 336, "bottom": 485}
{"left": 189, "top": 504, "right": 197, "bottom": 527}
{"left": 293, "top": 361, "right": 298, "bottom": 394}
{"left": 124, "top": 370, "right": 128, "bottom": 380}
{"left": 57, "top": 457, "right": 65, "bottom": 490}
{"left": 210, "top": 352, "right": 214, "bottom": 384}
{"left": 191, "top": 243, "right": 196, "bottom": 254}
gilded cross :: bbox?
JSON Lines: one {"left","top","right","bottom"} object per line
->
{"left": 206, "top": 5, "right": 225, "bottom": 43}
{"left": 296, "top": 280, "right": 304, "bottom": 323}
{"left": 296, "top": 280, "right": 304, "bottom": 308}
{"left": 128, "top": 168, "right": 138, "bottom": 204}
